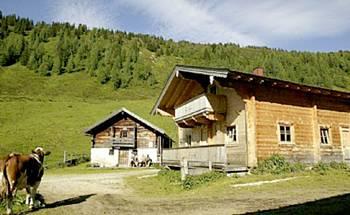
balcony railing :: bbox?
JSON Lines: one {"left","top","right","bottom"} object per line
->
{"left": 174, "top": 93, "right": 226, "bottom": 122}
{"left": 111, "top": 137, "right": 135, "bottom": 147}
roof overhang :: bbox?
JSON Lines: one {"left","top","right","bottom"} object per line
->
{"left": 85, "top": 108, "right": 166, "bottom": 135}
{"left": 152, "top": 65, "right": 350, "bottom": 116}
{"left": 151, "top": 65, "right": 229, "bottom": 115}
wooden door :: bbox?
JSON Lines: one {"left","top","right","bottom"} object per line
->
{"left": 341, "top": 127, "right": 350, "bottom": 161}
{"left": 119, "top": 149, "right": 129, "bottom": 166}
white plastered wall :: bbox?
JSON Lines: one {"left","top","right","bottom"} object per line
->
{"left": 91, "top": 148, "right": 119, "bottom": 167}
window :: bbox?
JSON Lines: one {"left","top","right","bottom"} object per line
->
{"left": 186, "top": 134, "right": 192, "bottom": 146}
{"left": 120, "top": 128, "right": 128, "bottom": 138}
{"left": 279, "top": 123, "right": 292, "bottom": 143}
{"left": 112, "top": 127, "right": 116, "bottom": 137}
{"left": 320, "top": 127, "right": 330, "bottom": 144}
{"left": 227, "top": 125, "right": 237, "bottom": 143}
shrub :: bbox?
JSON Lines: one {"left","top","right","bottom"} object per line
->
{"left": 182, "top": 171, "right": 225, "bottom": 190}
{"left": 253, "top": 154, "right": 292, "bottom": 175}
{"left": 312, "top": 161, "right": 349, "bottom": 174}
{"left": 312, "top": 162, "right": 330, "bottom": 175}
{"left": 329, "top": 161, "right": 349, "bottom": 170}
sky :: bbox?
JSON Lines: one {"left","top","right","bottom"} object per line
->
{"left": 1, "top": 0, "right": 350, "bottom": 52}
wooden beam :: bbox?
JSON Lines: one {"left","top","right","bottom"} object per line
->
{"left": 165, "top": 80, "right": 188, "bottom": 109}
{"left": 205, "top": 113, "right": 225, "bottom": 121}
{"left": 161, "top": 77, "right": 180, "bottom": 109}
{"left": 191, "top": 116, "right": 211, "bottom": 125}
{"left": 174, "top": 80, "right": 197, "bottom": 107}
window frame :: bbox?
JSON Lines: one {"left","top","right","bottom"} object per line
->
{"left": 319, "top": 125, "right": 331, "bottom": 145}
{"left": 226, "top": 125, "right": 238, "bottom": 144}
{"left": 120, "top": 128, "right": 128, "bottom": 138}
{"left": 186, "top": 134, "right": 192, "bottom": 146}
{"left": 278, "top": 122, "right": 294, "bottom": 144}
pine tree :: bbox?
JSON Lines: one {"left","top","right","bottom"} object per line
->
{"left": 66, "top": 55, "right": 74, "bottom": 73}
{"left": 52, "top": 56, "right": 62, "bottom": 74}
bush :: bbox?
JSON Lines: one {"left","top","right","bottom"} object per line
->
{"left": 329, "top": 161, "right": 349, "bottom": 170}
{"left": 312, "top": 162, "right": 331, "bottom": 175}
{"left": 253, "top": 154, "right": 292, "bottom": 175}
{"left": 312, "top": 161, "right": 349, "bottom": 175}
{"left": 182, "top": 171, "right": 225, "bottom": 190}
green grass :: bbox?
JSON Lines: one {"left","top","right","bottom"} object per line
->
{"left": 127, "top": 169, "right": 350, "bottom": 199}
{"left": 0, "top": 64, "right": 177, "bottom": 166}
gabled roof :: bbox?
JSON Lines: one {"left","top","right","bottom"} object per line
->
{"left": 85, "top": 108, "right": 166, "bottom": 135}
{"left": 151, "top": 65, "right": 350, "bottom": 115}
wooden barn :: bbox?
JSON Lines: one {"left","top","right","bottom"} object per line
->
{"left": 85, "top": 108, "right": 172, "bottom": 167}
{"left": 152, "top": 65, "right": 350, "bottom": 172}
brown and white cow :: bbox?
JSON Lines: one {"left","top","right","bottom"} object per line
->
{"left": 1, "top": 147, "right": 50, "bottom": 214}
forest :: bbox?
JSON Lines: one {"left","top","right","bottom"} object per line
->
{"left": 1, "top": 11, "right": 350, "bottom": 92}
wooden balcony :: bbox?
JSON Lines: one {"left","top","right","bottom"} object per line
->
{"left": 175, "top": 93, "right": 226, "bottom": 127}
{"left": 111, "top": 137, "right": 135, "bottom": 147}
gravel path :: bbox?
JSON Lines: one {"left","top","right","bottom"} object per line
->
{"left": 32, "top": 169, "right": 159, "bottom": 215}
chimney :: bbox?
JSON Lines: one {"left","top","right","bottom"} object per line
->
{"left": 252, "top": 67, "right": 264, "bottom": 76}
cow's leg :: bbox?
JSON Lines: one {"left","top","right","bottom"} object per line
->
{"left": 6, "top": 182, "right": 16, "bottom": 215}
{"left": 29, "top": 182, "right": 40, "bottom": 209}
{"left": 6, "top": 196, "right": 13, "bottom": 215}
{"left": 6, "top": 189, "right": 15, "bottom": 215}
{"left": 25, "top": 187, "right": 31, "bottom": 205}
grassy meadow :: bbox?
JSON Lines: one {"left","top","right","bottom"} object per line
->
{"left": 0, "top": 64, "right": 177, "bottom": 166}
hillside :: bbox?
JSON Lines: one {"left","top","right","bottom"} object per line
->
{"left": 0, "top": 64, "right": 177, "bottom": 166}
{"left": 1, "top": 12, "right": 350, "bottom": 92}
{"left": 0, "top": 12, "right": 350, "bottom": 166}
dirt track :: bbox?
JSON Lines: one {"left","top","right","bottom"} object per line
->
{"left": 34, "top": 169, "right": 248, "bottom": 215}
{"left": 29, "top": 170, "right": 350, "bottom": 215}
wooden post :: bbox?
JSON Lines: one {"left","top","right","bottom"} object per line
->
{"left": 63, "top": 151, "right": 67, "bottom": 163}
{"left": 181, "top": 158, "right": 188, "bottom": 181}
{"left": 209, "top": 161, "right": 212, "bottom": 171}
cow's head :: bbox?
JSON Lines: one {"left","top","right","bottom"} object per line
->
{"left": 32, "top": 147, "right": 51, "bottom": 163}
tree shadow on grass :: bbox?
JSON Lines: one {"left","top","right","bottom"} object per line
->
{"left": 245, "top": 193, "right": 350, "bottom": 215}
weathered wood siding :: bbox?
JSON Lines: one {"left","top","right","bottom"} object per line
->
{"left": 317, "top": 108, "right": 349, "bottom": 162}
{"left": 235, "top": 83, "right": 350, "bottom": 165}
{"left": 136, "top": 125, "right": 157, "bottom": 148}
{"left": 93, "top": 117, "right": 157, "bottom": 149}
{"left": 255, "top": 101, "right": 315, "bottom": 162}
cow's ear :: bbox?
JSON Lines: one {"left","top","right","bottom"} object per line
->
{"left": 32, "top": 150, "right": 36, "bottom": 154}
{"left": 44, "top": 151, "right": 51, "bottom": 156}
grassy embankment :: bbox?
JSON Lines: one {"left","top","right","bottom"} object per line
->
{"left": 126, "top": 168, "right": 350, "bottom": 214}
{"left": 0, "top": 64, "right": 177, "bottom": 166}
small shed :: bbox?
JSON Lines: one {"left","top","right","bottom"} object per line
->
{"left": 85, "top": 108, "right": 173, "bottom": 167}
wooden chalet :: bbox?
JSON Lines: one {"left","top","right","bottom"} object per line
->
{"left": 152, "top": 65, "right": 350, "bottom": 172}
{"left": 85, "top": 108, "right": 172, "bottom": 167}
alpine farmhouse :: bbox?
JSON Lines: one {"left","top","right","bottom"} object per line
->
{"left": 152, "top": 65, "right": 350, "bottom": 171}
{"left": 85, "top": 108, "right": 172, "bottom": 167}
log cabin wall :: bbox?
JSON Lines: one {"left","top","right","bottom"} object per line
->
{"left": 136, "top": 125, "right": 157, "bottom": 148}
{"left": 317, "top": 97, "right": 350, "bottom": 162}
{"left": 93, "top": 117, "right": 157, "bottom": 149}
{"left": 234, "top": 82, "right": 350, "bottom": 165}
{"left": 93, "top": 117, "right": 135, "bottom": 148}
